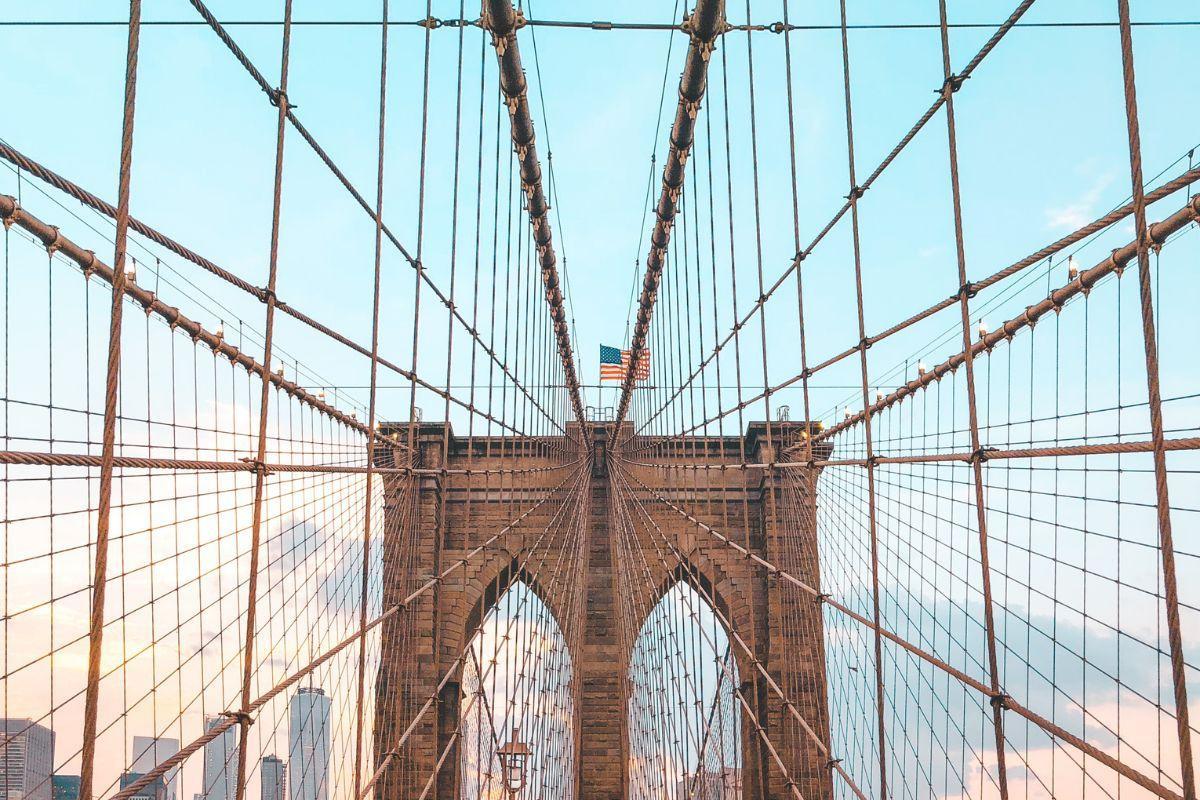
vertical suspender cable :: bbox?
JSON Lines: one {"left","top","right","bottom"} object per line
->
{"left": 834, "top": 3, "right": 889, "bottom": 795}
{"left": 353, "top": 0, "right": 391, "bottom": 795}
{"left": 235, "top": 4, "right": 295, "bottom": 800}
{"left": 614, "top": 0, "right": 727, "bottom": 435}
{"left": 935, "top": 2, "right": 1011, "bottom": 796}
{"left": 1114, "top": 3, "right": 1196, "bottom": 797}
{"left": 482, "top": 0, "right": 591, "bottom": 452}
{"left": 79, "top": 4, "right": 142, "bottom": 799}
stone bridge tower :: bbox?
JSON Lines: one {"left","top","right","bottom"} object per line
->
{"left": 372, "top": 421, "right": 832, "bottom": 800}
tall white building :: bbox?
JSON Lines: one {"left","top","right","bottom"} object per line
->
{"left": 260, "top": 756, "right": 285, "bottom": 800}
{"left": 130, "top": 737, "right": 180, "bottom": 800}
{"left": 199, "top": 716, "right": 238, "bottom": 800}
{"left": 287, "top": 689, "right": 329, "bottom": 800}
{"left": 0, "top": 719, "right": 54, "bottom": 800}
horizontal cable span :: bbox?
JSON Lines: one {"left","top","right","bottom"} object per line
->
{"left": 0, "top": 449, "right": 584, "bottom": 476}
{"left": 0, "top": 193, "right": 383, "bottom": 441}
{"left": 108, "top": 462, "right": 585, "bottom": 800}
{"left": 0, "top": 141, "right": 543, "bottom": 438}
{"left": 815, "top": 193, "right": 1200, "bottom": 444}
{"left": 8, "top": 18, "right": 1200, "bottom": 31}
{"left": 184, "top": 0, "right": 564, "bottom": 434}
{"left": 622, "top": 435, "right": 1200, "bottom": 470}
{"left": 614, "top": 457, "right": 1189, "bottom": 800}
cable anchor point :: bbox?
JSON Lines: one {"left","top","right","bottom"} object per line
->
{"left": 940, "top": 73, "right": 968, "bottom": 97}
{"left": 267, "top": 87, "right": 296, "bottom": 110}
{"left": 220, "top": 709, "right": 254, "bottom": 726}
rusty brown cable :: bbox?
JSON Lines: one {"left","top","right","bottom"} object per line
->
{"left": 0, "top": 196, "right": 395, "bottom": 443}
{"left": 352, "top": 1, "right": 390, "bottom": 796}
{"left": 635, "top": 0, "right": 1037, "bottom": 438}
{"left": 834, "top": 2, "right": 888, "bottom": 794}
{"left": 622, "top": 434, "right": 1200, "bottom": 471}
{"left": 936, "top": 1, "right": 1010, "bottom": 794}
{"left": 1115, "top": 2, "right": 1196, "bottom": 797}
{"left": 614, "top": 0, "right": 726, "bottom": 431}
{"left": 481, "top": 0, "right": 590, "bottom": 447}
{"left": 639, "top": 161, "right": 1200, "bottom": 446}
{"left": 233, "top": 4, "right": 294, "bottom": 798}
{"left": 0, "top": 448, "right": 583, "bottom": 476}
{"left": 0, "top": 140, "right": 547, "bottom": 438}
{"left": 815, "top": 194, "right": 1200, "bottom": 444}
{"left": 184, "top": 0, "right": 562, "bottom": 433}
{"left": 78, "top": 5, "right": 141, "bottom": 800}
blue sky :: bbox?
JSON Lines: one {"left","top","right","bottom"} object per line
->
{"left": 3, "top": 0, "right": 1198, "bottom": 432}
{"left": 3, "top": 3, "right": 1200, "bottom": 798}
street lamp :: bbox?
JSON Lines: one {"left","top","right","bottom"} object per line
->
{"left": 497, "top": 726, "right": 532, "bottom": 796}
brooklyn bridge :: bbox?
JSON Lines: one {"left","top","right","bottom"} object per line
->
{"left": 1, "top": 1, "right": 1198, "bottom": 799}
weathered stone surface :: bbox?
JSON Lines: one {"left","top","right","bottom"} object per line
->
{"left": 373, "top": 422, "right": 831, "bottom": 799}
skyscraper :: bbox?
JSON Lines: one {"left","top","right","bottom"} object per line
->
{"left": 1, "top": 719, "right": 54, "bottom": 800}
{"left": 50, "top": 776, "right": 78, "bottom": 800}
{"left": 199, "top": 716, "right": 237, "bottom": 800}
{"left": 118, "top": 773, "right": 166, "bottom": 800}
{"left": 259, "top": 756, "right": 285, "bottom": 800}
{"left": 130, "top": 737, "right": 179, "bottom": 800}
{"left": 287, "top": 689, "right": 329, "bottom": 800}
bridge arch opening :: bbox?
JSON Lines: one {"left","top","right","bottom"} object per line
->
{"left": 458, "top": 578, "right": 576, "bottom": 800}
{"left": 627, "top": 579, "right": 743, "bottom": 799}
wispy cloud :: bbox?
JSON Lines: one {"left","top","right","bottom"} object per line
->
{"left": 1045, "top": 171, "right": 1116, "bottom": 230}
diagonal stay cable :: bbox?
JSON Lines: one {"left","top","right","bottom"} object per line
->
{"left": 480, "top": 0, "right": 590, "bottom": 446}
{"left": 636, "top": 0, "right": 1037, "bottom": 437}
{"left": 0, "top": 193, "right": 386, "bottom": 441}
{"left": 108, "top": 460, "right": 587, "bottom": 800}
{"left": 614, "top": 0, "right": 727, "bottom": 431}
{"left": 0, "top": 141, "right": 538, "bottom": 438}
{"left": 636, "top": 163, "right": 1200, "bottom": 450}
{"left": 814, "top": 193, "right": 1200, "bottom": 445}
{"left": 614, "top": 455, "right": 1188, "bottom": 800}
{"left": 185, "top": 0, "right": 563, "bottom": 433}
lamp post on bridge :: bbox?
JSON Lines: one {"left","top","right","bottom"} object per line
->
{"left": 497, "top": 727, "right": 532, "bottom": 797}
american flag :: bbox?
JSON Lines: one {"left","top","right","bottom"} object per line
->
{"left": 599, "top": 344, "right": 650, "bottom": 382}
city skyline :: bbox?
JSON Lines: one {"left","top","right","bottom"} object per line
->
{"left": 197, "top": 716, "right": 237, "bottom": 800}
{"left": 259, "top": 757, "right": 284, "bottom": 800}
{"left": 1, "top": 719, "right": 54, "bottom": 800}
{"left": 1, "top": 713, "right": 307, "bottom": 800}
{"left": 130, "top": 738, "right": 178, "bottom": 800}
{"left": 287, "top": 690, "right": 329, "bottom": 800}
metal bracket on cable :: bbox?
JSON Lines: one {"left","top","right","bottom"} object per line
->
{"left": 220, "top": 709, "right": 254, "bottom": 726}
{"left": 44, "top": 225, "right": 62, "bottom": 256}
{"left": 970, "top": 446, "right": 999, "bottom": 464}
{"left": 0, "top": 199, "right": 17, "bottom": 230}
{"left": 267, "top": 87, "right": 296, "bottom": 110}
{"left": 240, "top": 457, "right": 272, "bottom": 477}
{"left": 940, "top": 73, "right": 968, "bottom": 97}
